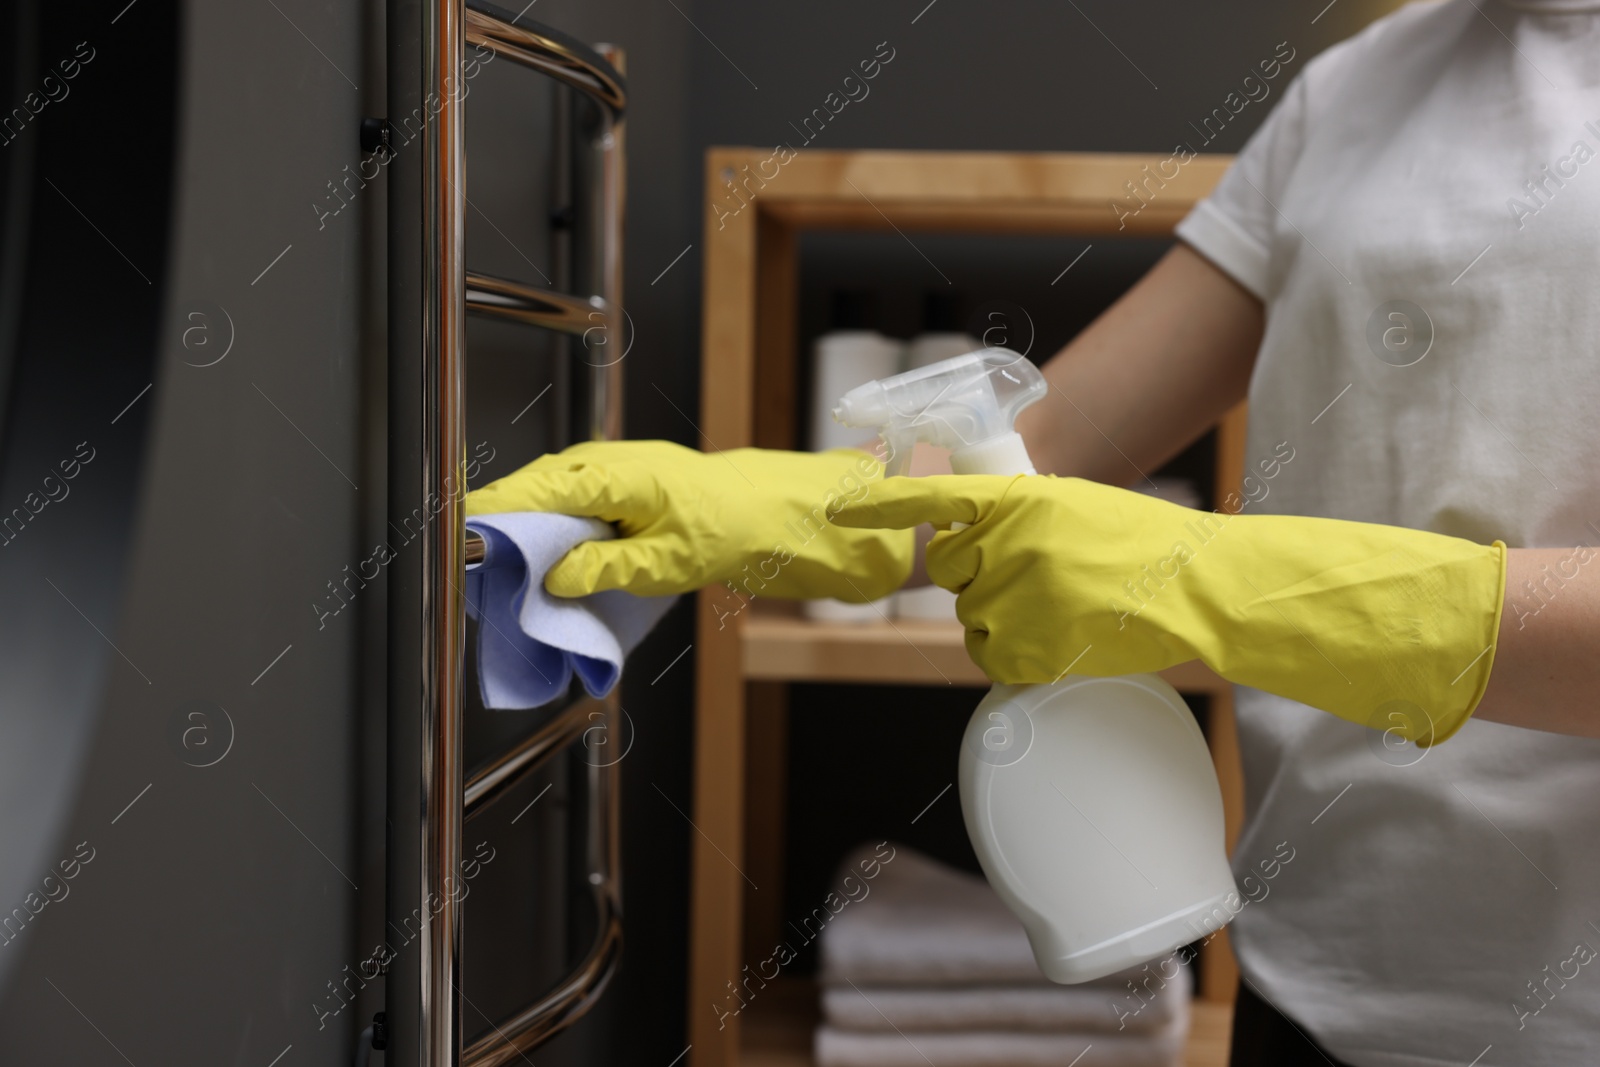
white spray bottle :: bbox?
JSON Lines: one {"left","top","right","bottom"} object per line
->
{"left": 834, "top": 348, "right": 1238, "bottom": 983}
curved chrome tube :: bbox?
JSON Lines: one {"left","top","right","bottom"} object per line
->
{"left": 463, "top": 904, "right": 623, "bottom": 1067}
{"left": 464, "top": 1, "right": 627, "bottom": 117}
{"left": 465, "top": 270, "right": 612, "bottom": 336}
{"left": 462, "top": 701, "right": 623, "bottom": 1067}
{"left": 463, "top": 697, "right": 600, "bottom": 814}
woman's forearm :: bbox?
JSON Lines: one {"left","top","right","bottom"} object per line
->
{"left": 1017, "top": 242, "right": 1264, "bottom": 484}
{"left": 1473, "top": 547, "right": 1600, "bottom": 737}
{"left": 892, "top": 249, "right": 1593, "bottom": 742}
{"left": 899, "top": 243, "right": 1265, "bottom": 588}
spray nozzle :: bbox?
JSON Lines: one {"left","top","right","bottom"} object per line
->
{"left": 832, "top": 348, "right": 1046, "bottom": 477}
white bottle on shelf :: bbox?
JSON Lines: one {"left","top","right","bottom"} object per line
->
{"left": 805, "top": 291, "right": 904, "bottom": 624}
{"left": 896, "top": 292, "right": 978, "bottom": 622}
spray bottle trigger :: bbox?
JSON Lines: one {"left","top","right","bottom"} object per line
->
{"left": 880, "top": 429, "right": 916, "bottom": 478}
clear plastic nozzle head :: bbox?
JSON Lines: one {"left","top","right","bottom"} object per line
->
{"left": 832, "top": 347, "right": 1046, "bottom": 477}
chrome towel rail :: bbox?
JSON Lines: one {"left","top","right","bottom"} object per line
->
{"left": 465, "top": 270, "right": 613, "bottom": 337}
{"left": 384, "top": 0, "right": 468, "bottom": 1063}
{"left": 464, "top": 1, "right": 626, "bottom": 118}
{"left": 464, "top": 696, "right": 600, "bottom": 814}
{"left": 462, "top": 698, "right": 622, "bottom": 1067}
{"left": 387, "top": 1, "right": 628, "bottom": 1064}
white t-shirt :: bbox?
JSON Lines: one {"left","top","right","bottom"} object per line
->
{"left": 1174, "top": 2, "right": 1600, "bottom": 1064}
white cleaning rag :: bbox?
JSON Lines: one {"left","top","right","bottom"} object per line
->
{"left": 813, "top": 1019, "right": 1186, "bottom": 1067}
{"left": 464, "top": 513, "right": 677, "bottom": 709}
{"left": 821, "top": 970, "right": 1188, "bottom": 1034}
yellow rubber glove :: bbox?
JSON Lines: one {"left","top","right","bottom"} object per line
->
{"left": 832, "top": 474, "right": 1506, "bottom": 745}
{"left": 466, "top": 440, "right": 913, "bottom": 602}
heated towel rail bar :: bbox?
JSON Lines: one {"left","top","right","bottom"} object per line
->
{"left": 386, "top": 1, "right": 627, "bottom": 1063}
{"left": 465, "top": 271, "right": 613, "bottom": 337}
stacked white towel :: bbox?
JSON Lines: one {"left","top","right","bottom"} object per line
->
{"left": 816, "top": 844, "right": 1189, "bottom": 1067}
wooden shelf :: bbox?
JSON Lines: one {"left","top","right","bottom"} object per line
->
{"left": 739, "top": 978, "right": 1232, "bottom": 1067}
{"left": 742, "top": 612, "right": 1231, "bottom": 695}
{"left": 715, "top": 149, "right": 1232, "bottom": 237}
{"left": 690, "top": 148, "right": 1247, "bottom": 1067}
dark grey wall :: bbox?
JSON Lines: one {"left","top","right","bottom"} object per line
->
{"left": 685, "top": 1, "right": 1399, "bottom": 154}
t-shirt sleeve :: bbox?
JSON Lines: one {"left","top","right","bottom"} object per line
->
{"left": 1175, "top": 73, "right": 1310, "bottom": 301}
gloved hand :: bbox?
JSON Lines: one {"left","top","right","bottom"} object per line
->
{"left": 466, "top": 440, "right": 913, "bottom": 602}
{"left": 833, "top": 474, "right": 1506, "bottom": 744}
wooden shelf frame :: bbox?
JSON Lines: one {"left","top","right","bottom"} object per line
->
{"left": 690, "top": 148, "right": 1246, "bottom": 1067}
{"left": 742, "top": 608, "right": 1233, "bottom": 693}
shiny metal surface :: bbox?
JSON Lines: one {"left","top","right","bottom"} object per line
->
{"left": 392, "top": 7, "right": 625, "bottom": 1059}
{"left": 464, "top": 2, "right": 626, "bottom": 117}
{"left": 463, "top": 696, "right": 600, "bottom": 814}
{"left": 465, "top": 530, "right": 485, "bottom": 565}
{"left": 463, "top": 698, "right": 624, "bottom": 1067}
{"left": 465, "top": 270, "right": 612, "bottom": 336}
{"left": 459, "top": 46, "right": 629, "bottom": 1065}
{"left": 592, "top": 43, "right": 626, "bottom": 442}
{"left": 387, "top": 0, "right": 467, "bottom": 1061}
